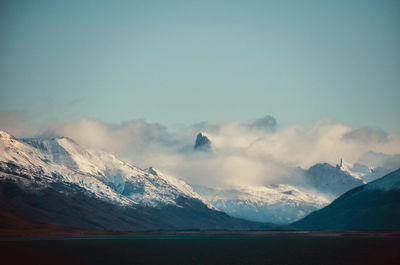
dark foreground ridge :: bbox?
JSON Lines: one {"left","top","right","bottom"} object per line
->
{"left": 4, "top": 201, "right": 400, "bottom": 239}
{"left": 293, "top": 168, "right": 400, "bottom": 230}
{"left": 0, "top": 176, "right": 277, "bottom": 232}
{"left": 0, "top": 207, "right": 124, "bottom": 238}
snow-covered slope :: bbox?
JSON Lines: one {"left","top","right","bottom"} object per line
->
{"left": 0, "top": 130, "right": 207, "bottom": 208}
{"left": 3, "top": 129, "right": 393, "bottom": 226}
{"left": 192, "top": 184, "right": 330, "bottom": 224}
{"left": 334, "top": 157, "right": 398, "bottom": 183}
{"left": 192, "top": 160, "right": 373, "bottom": 224}
{"left": 2, "top": 129, "right": 326, "bottom": 225}
{"left": 303, "top": 163, "right": 365, "bottom": 196}
{"left": 144, "top": 167, "right": 208, "bottom": 205}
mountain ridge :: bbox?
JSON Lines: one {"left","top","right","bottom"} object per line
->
{"left": 292, "top": 168, "right": 400, "bottom": 230}
{"left": 0, "top": 130, "right": 274, "bottom": 231}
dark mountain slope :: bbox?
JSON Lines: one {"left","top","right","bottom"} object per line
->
{"left": 0, "top": 174, "right": 275, "bottom": 231}
{"left": 293, "top": 169, "right": 400, "bottom": 230}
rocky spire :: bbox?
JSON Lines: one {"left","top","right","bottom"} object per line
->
{"left": 194, "top": 132, "right": 211, "bottom": 151}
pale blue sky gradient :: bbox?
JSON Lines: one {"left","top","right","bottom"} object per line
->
{"left": 1, "top": 0, "right": 399, "bottom": 131}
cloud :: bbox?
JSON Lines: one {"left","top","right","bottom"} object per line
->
{"left": 1, "top": 112, "right": 400, "bottom": 188}
{"left": 357, "top": 151, "right": 400, "bottom": 169}
{"left": 247, "top": 115, "right": 277, "bottom": 132}
{"left": 47, "top": 119, "right": 187, "bottom": 166}
{"left": 342, "top": 127, "right": 389, "bottom": 144}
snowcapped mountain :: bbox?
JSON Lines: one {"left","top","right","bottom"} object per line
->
{"left": 0, "top": 130, "right": 206, "bottom": 207}
{"left": 0, "top": 130, "right": 272, "bottom": 231}
{"left": 351, "top": 152, "right": 400, "bottom": 182}
{"left": 187, "top": 131, "right": 364, "bottom": 224}
{"left": 329, "top": 154, "right": 400, "bottom": 184}
{"left": 2, "top": 129, "right": 396, "bottom": 229}
{"left": 191, "top": 161, "right": 370, "bottom": 224}
{"left": 303, "top": 163, "right": 365, "bottom": 197}
{"left": 293, "top": 168, "right": 400, "bottom": 230}
{"left": 328, "top": 156, "right": 399, "bottom": 184}
{"left": 192, "top": 184, "right": 330, "bottom": 224}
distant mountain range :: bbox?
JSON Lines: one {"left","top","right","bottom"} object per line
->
{"left": 192, "top": 184, "right": 329, "bottom": 224}
{"left": 0, "top": 129, "right": 399, "bottom": 231}
{"left": 187, "top": 133, "right": 399, "bottom": 224}
{"left": 191, "top": 161, "right": 369, "bottom": 224}
{"left": 0, "top": 130, "right": 272, "bottom": 231}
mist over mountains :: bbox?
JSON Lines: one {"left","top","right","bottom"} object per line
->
{"left": 1, "top": 114, "right": 399, "bottom": 190}
{"left": 1, "top": 125, "right": 399, "bottom": 227}
{"left": 0, "top": 130, "right": 272, "bottom": 230}
{"left": 1, "top": 113, "right": 400, "bottom": 227}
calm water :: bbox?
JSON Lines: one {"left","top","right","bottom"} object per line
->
{"left": 1, "top": 235, "right": 399, "bottom": 265}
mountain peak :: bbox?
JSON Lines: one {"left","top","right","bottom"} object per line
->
{"left": 0, "top": 130, "right": 15, "bottom": 141}
{"left": 0, "top": 132, "right": 211, "bottom": 208}
{"left": 145, "top": 167, "right": 158, "bottom": 176}
{"left": 305, "top": 162, "right": 364, "bottom": 196}
{"left": 194, "top": 132, "right": 211, "bottom": 151}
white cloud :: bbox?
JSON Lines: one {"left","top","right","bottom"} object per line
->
{"left": 1, "top": 112, "right": 400, "bottom": 188}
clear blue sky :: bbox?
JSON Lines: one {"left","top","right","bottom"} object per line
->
{"left": 1, "top": 0, "right": 399, "bottom": 131}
